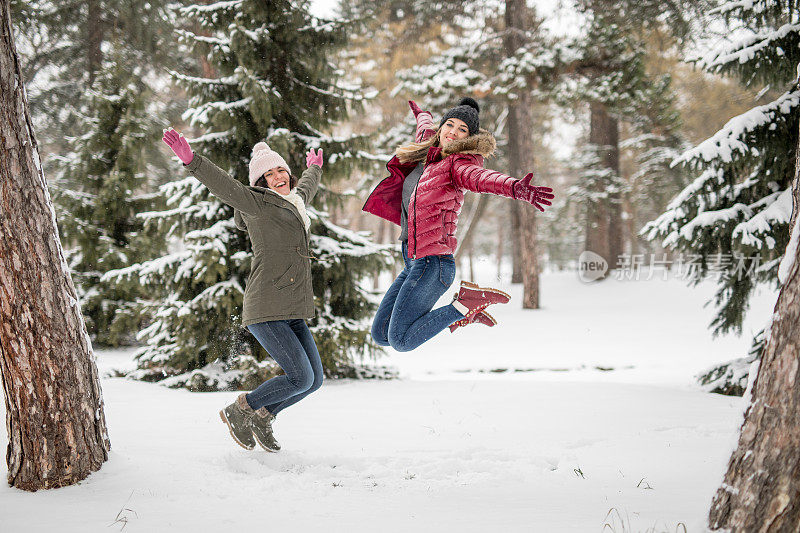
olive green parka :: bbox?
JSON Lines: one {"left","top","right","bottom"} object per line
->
{"left": 183, "top": 153, "right": 322, "bottom": 327}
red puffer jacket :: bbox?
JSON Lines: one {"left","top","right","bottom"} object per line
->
{"left": 363, "top": 113, "right": 519, "bottom": 259}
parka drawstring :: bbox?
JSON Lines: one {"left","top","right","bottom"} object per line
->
{"left": 296, "top": 247, "right": 319, "bottom": 261}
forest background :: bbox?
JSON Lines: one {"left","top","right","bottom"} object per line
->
{"left": 7, "top": 0, "right": 796, "bottom": 396}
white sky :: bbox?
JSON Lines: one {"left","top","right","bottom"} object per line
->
{"left": 311, "top": 0, "right": 586, "bottom": 37}
{"left": 310, "top": 0, "right": 340, "bottom": 18}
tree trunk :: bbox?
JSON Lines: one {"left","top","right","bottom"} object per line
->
{"left": 85, "top": 0, "right": 103, "bottom": 86}
{"left": 624, "top": 192, "right": 636, "bottom": 255}
{"left": 0, "top": 1, "right": 110, "bottom": 491}
{"left": 510, "top": 202, "right": 523, "bottom": 283}
{"left": 504, "top": 0, "right": 540, "bottom": 308}
{"left": 455, "top": 194, "right": 489, "bottom": 261}
{"left": 585, "top": 102, "right": 620, "bottom": 273}
{"left": 707, "top": 108, "right": 800, "bottom": 531}
{"left": 497, "top": 218, "right": 505, "bottom": 280}
{"left": 519, "top": 202, "right": 540, "bottom": 308}
{"left": 468, "top": 244, "right": 475, "bottom": 282}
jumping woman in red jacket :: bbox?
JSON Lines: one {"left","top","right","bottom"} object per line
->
{"left": 363, "top": 97, "right": 554, "bottom": 351}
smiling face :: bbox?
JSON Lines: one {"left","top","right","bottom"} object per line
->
{"left": 263, "top": 166, "right": 291, "bottom": 196}
{"left": 439, "top": 117, "right": 470, "bottom": 148}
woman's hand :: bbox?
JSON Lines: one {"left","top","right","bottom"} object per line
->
{"left": 306, "top": 148, "right": 323, "bottom": 168}
{"left": 162, "top": 128, "right": 194, "bottom": 165}
{"left": 408, "top": 100, "right": 425, "bottom": 118}
{"left": 513, "top": 173, "right": 555, "bottom": 212}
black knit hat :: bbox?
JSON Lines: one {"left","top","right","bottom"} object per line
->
{"left": 439, "top": 97, "right": 480, "bottom": 135}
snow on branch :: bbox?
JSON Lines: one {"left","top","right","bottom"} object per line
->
{"left": 188, "top": 129, "right": 234, "bottom": 145}
{"left": 711, "top": 0, "right": 775, "bottom": 18}
{"left": 174, "top": 29, "right": 231, "bottom": 52}
{"left": 732, "top": 187, "right": 792, "bottom": 248}
{"left": 668, "top": 203, "right": 753, "bottom": 247}
{"left": 184, "top": 279, "right": 243, "bottom": 315}
{"left": 640, "top": 167, "right": 724, "bottom": 241}
{"left": 102, "top": 250, "right": 193, "bottom": 284}
{"left": 169, "top": 71, "right": 238, "bottom": 87}
{"left": 778, "top": 202, "right": 800, "bottom": 283}
{"left": 182, "top": 97, "right": 252, "bottom": 126}
{"left": 178, "top": 1, "right": 242, "bottom": 16}
{"left": 394, "top": 46, "right": 491, "bottom": 97}
{"left": 671, "top": 90, "right": 800, "bottom": 168}
{"left": 693, "top": 23, "right": 800, "bottom": 72}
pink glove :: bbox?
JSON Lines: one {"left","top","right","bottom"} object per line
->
{"left": 162, "top": 128, "right": 194, "bottom": 165}
{"left": 512, "top": 173, "right": 555, "bottom": 212}
{"left": 408, "top": 100, "right": 425, "bottom": 118}
{"left": 306, "top": 148, "right": 323, "bottom": 168}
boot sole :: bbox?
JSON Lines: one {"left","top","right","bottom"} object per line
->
{"left": 449, "top": 310, "right": 498, "bottom": 333}
{"left": 460, "top": 281, "right": 511, "bottom": 301}
{"left": 219, "top": 410, "right": 255, "bottom": 450}
{"left": 482, "top": 310, "right": 498, "bottom": 326}
{"left": 253, "top": 432, "right": 280, "bottom": 453}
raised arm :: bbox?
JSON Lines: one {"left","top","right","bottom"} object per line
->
{"left": 163, "top": 128, "right": 261, "bottom": 215}
{"left": 452, "top": 157, "right": 554, "bottom": 212}
{"left": 408, "top": 100, "right": 436, "bottom": 143}
{"left": 295, "top": 148, "right": 323, "bottom": 204}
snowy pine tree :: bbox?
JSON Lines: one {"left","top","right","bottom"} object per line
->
{"left": 14, "top": 0, "right": 176, "bottom": 346}
{"left": 559, "top": 0, "right": 696, "bottom": 269}
{"left": 11, "top": 0, "right": 175, "bottom": 147}
{"left": 641, "top": 0, "right": 800, "bottom": 393}
{"left": 106, "top": 0, "right": 393, "bottom": 388}
{"left": 50, "top": 59, "right": 167, "bottom": 346}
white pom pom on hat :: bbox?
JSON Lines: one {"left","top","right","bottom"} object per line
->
{"left": 252, "top": 141, "right": 270, "bottom": 154}
{"left": 248, "top": 141, "right": 291, "bottom": 186}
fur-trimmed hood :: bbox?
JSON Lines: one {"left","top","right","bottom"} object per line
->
{"left": 441, "top": 128, "right": 496, "bottom": 158}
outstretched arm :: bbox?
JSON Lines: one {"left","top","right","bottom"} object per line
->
{"left": 162, "top": 128, "right": 261, "bottom": 215}
{"left": 452, "top": 158, "right": 554, "bottom": 212}
{"left": 408, "top": 100, "right": 436, "bottom": 143}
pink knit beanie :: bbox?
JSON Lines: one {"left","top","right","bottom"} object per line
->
{"left": 248, "top": 142, "right": 291, "bottom": 186}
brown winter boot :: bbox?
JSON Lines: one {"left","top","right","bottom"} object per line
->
{"left": 449, "top": 309, "right": 497, "bottom": 333}
{"left": 219, "top": 393, "right": 256, "bottom": 450}
{"left": 451, "top": 281, "right": 510, "bottom": 320}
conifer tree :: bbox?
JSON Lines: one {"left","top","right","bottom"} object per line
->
{"left": 642, "top": 0, "right": 800, "bottom": 393}
{"left": 51, "top": 59, "right": 168, "bottom": 345}
{"left": 106, "top": 0, "right": 393, "bottom": 388}
{"left": 561, "top": 0, "right": 698, "bottom": 270}
{"left": 12, "top": 0, "right": 175, "bottom": 346}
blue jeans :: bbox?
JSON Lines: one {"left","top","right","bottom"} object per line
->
{"left": 371, "top": 241, "right": 464, "bottom": 352}
{"left": 245, "top": 319, "right": 324, "bottom": 416}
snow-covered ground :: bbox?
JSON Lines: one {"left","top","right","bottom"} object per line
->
{"left": 0, "top": 263, "right": 780, "bottom": 532}
{"left": 380, "top": 261, "right": 777, "bottom": 386}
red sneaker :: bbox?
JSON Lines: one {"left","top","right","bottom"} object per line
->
{"left": 449, "top": 310, "right": 497, "bottom": 333}
{"left": 453, "top": 281, "right": 510, "bottom": 319}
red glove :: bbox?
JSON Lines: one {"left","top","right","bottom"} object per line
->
{"left": 512, "top": 173, "right": 554, "bottom": 212}
{"left": 408, "top": 100, "right": 425, "bottom": 118}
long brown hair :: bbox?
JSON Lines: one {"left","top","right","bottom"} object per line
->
{"left": 395, "top": 128, "right": 441, "bottom": 164}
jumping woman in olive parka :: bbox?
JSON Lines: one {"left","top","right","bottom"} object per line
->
{"left": 163, "top": 128, "right": 324, "bottom": 453}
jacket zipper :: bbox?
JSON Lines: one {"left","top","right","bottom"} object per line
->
{"left": 411, "top": 159, "right": 428, "bottom": 259}
{"left": 412, "top": 181, "right": 419, "bottom": 259}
